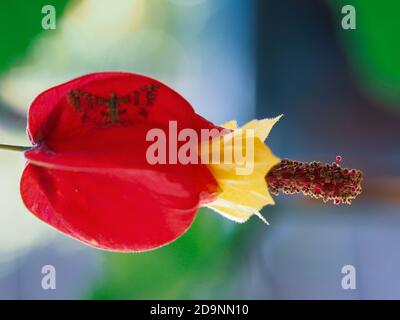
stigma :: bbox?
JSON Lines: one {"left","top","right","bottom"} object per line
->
{"left": 266, "top": 158, "right": 363, "bottom": 204}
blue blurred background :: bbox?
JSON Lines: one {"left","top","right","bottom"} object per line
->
{"left": 0, "top": 0, "right": 399, "bottom": 299}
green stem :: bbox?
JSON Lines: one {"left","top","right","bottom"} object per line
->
{"left": 0, "top": 144, "right": 30, "bottom": 152}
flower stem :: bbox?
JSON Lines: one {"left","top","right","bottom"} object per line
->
{"left": 0, "top": 144, "right": 30, "bottom": 152}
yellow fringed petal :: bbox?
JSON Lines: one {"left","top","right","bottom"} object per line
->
{"left": 203, "top": 116, "right": 282, "bottom": 223}
{"left": 241, "top": 115, "right": 282, "bottom": 142}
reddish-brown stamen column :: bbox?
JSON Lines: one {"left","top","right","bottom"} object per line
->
{"left": 266, "top": 159, "right": 363, "bottom": 204}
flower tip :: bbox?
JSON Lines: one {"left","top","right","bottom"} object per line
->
{"left": 254, "top": 211, "right": 270, "bottom": 225}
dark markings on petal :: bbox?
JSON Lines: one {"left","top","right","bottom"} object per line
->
{"left": 67, "top": 84, "right": 159, "bottom": 127}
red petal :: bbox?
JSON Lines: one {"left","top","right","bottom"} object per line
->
{"left": 21, "top": 72, "right": 220, "bottom": 251}
{"left": 28, "top": 72, "right": 212, "bottom": 148}
{"left": 21, "top": 163, "right": 201, "bottom": 252}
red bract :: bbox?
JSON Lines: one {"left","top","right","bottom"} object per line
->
{"left": 21, "top": 72, "right": 220, "bottom": 252}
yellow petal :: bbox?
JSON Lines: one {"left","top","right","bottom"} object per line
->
{"left": 203, "top": 117, "right": 282, "bottom": 223}
{"left": 241, "top": 114, "right": 283, "bottom": 142}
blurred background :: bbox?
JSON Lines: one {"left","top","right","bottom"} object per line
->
{"left": 0, "top": 0, "right": 399, "bottom": 299}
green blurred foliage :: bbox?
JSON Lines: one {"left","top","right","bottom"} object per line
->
{"left": 0, "top": 0, "right": 69, "bottom": 73}
{"left": 332, "top": 0, "right": 400, "bottom": 108}
{"left": 88, "top": 208, "right": 259, "bottom": 300}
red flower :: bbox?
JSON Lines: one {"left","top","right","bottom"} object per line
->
{"left": 21, "top": 72, "right": 220, "bottom": 252}
{"left": 14, "top": 72, "right": 363, "bottom": 253}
